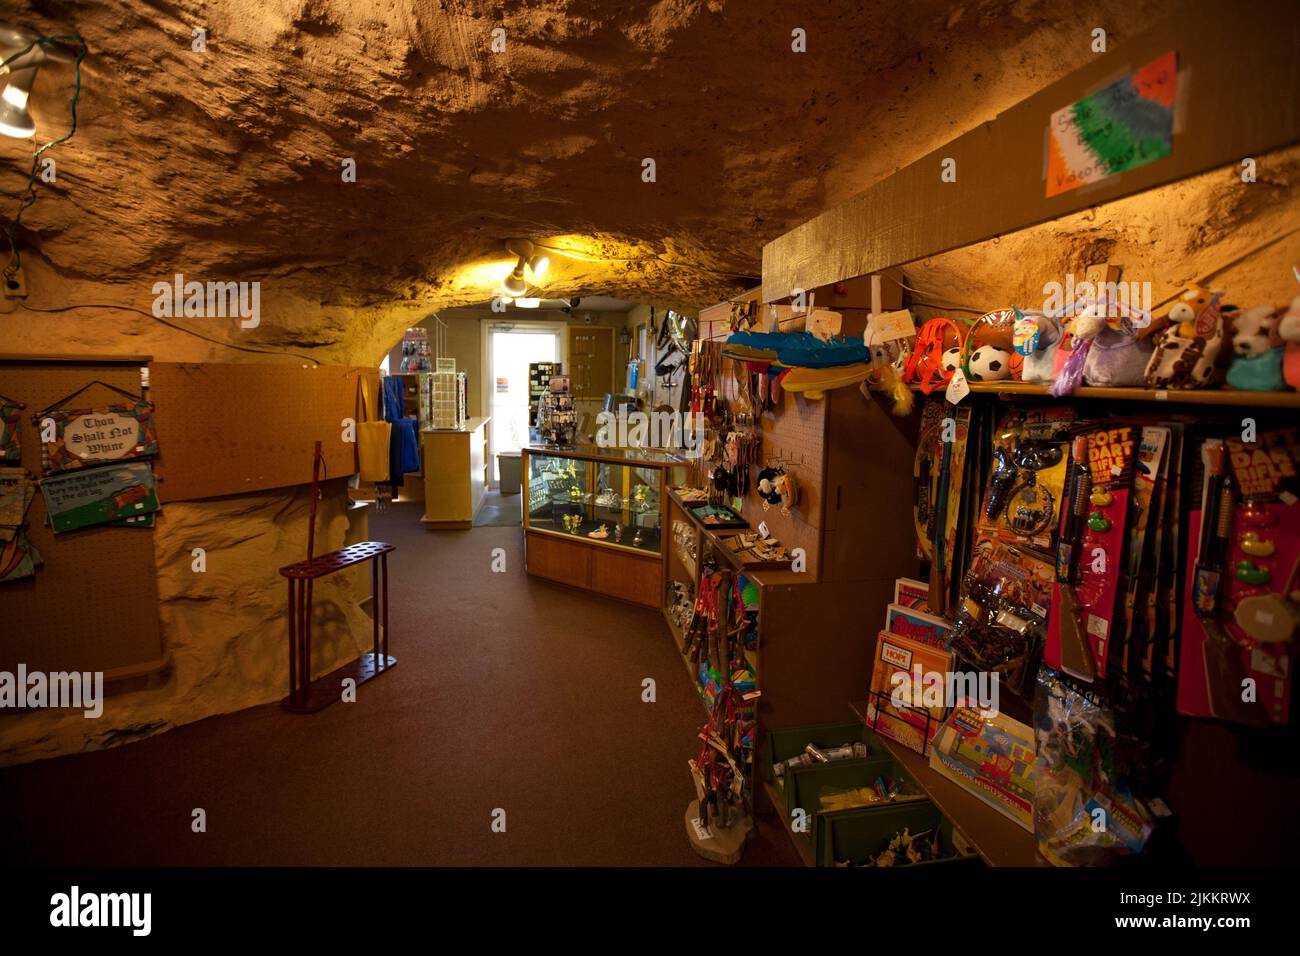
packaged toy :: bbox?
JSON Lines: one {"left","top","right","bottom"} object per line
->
{"left": 929, "top": 704, "right": 1037, "bottom": 831}
{"left": 1016, "top": 310, "right": 1066, "bottom": 385}
{"left": 904, "top": 316, "right": 968, "bottom": 394}
{"left": 865, "top": 630, "right": 955, "bottom": 755}
{"left": 962, "top": 309, "right": 1020, "bottom": 382}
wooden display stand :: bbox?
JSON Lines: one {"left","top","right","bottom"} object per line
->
{"left": 521, "top": 445, "right": 683, "bottom": 609}
{"left": 421, "top": 416, "right": 490, "bottom": 528}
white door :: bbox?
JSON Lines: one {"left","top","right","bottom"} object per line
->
{"left": 487, "top": 324, "right": 561, "bottom": 483}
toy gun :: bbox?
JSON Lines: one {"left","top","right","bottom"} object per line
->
{"left": 1195, "top": 441, "right": 1269, "bottom": 727}
{"left": 1055, "top": 434, "right": 1096, "bottom": 682}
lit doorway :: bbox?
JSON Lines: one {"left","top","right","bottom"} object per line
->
{"left": 486, "top": 322, "right": 562, "bottom": 483}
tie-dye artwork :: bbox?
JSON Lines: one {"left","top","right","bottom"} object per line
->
{"left": 1047, "top": 51, "right": 1177, "bottom": 197}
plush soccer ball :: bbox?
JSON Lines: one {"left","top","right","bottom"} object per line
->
{"left": 967, "top": 346, "right": 1012, "bottom": 382}
{"left": 941, "top": 347, "right": 963, "bottom": 373}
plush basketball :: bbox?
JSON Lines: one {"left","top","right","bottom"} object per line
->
{"left": 968, "top": 346, "right": 1012, "bottom": 382}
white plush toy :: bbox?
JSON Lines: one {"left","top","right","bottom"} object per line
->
{"left": 1279, "top": 293, "right": 1300, "bottom": 389}
{"left": 1225, "top": 305, "right": 1284, "bottom": 392}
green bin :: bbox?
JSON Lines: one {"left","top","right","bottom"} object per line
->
{"left": 765, "top": 720, "right": 880, "bottom": 786}
{"left": 817, "top": 800, "right": 982, "bottom": 868}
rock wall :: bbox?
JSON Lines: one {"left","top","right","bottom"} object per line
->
{"left": 0, "top": 479, "right": 372, "bottom": 766}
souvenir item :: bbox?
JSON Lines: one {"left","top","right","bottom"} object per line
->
{"left": 886, "top": 604, "right": 950, "bottom": 646}
{"left": 1225, "top": 304, "right": 1285, "bottom": 391}
{"left": 1177, "top": 429, "right": 1299, "bottom": 726}
{"left": 929, "top": 705, "right": 1037, "bottom": 831}
{"left": 979, "top": 407, "right": 1073, "bottom": 553}
{"left": 961, "top": 309, "right": 1021, "bottom": 382}
{"left": 949, "top": 543, "right": 1050, "bottom": 695}
{"left": 36, "top": 381, "right": 159, "bottom": 474}
{"left": 904, "top": 317, "right": 967, "bottom": 394}
{"left": 865, "top": 630, "right": 954, "bottom": 755}
{"left": 1047, "top": 424, "right": 1137, "bottom": 682}
{"left": 1032, "top": 670, "right": 1154, "bottom": 866}
{"left": 1143, "top": 286, "right": 1226, "bottom": 389}
{"left": 1017, "top": 310, "right": 1065, "bottom": 385}
{"left": 1082, "top": 328, "right": 1154, "bottom": 387}
{"left": 1279, "top": 293, "right": 1300, "bottom": 389}
{"left": 40, "top": 460, "right": 160, "bottom": 533}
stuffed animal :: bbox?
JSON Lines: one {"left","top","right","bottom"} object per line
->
{"left": 1144, "top": 286, "right": 1226, "bottom": 389}
{"left": 1279, "top": 293, "right": 1300, "bottom": 390}
{"left": 1225, "top": 305, "right": 1285, "bottom": 392}
{"left": 1018, "top": 310, "right": 1065, "bottom": 385}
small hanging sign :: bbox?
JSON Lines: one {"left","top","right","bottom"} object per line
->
{"left": 36, "top": 381, "right": 158, "bottom": 474}
{"left": 40, "top": 460, "right": 160, "bottom": 533}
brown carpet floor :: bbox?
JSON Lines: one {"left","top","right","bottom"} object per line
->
{"left": 0, "top": 501, "right": 798, "bottom": 866}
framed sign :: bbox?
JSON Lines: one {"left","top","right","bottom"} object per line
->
{"left": 40, "top": 460, "right": 160, "bottom": 533}
{"left": 41, "top": 400, "right": 159, "bottom": 474}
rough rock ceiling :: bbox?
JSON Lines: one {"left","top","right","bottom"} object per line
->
{"left": 2, "top": 0, "right": 1178, "bottom": 362}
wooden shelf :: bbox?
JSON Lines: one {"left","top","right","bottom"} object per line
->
{"left": 944, "top": 381, "right": 1300, "bottom": 408}
{"left": 848, "top": 700, "right": 1043, "bottom": 867}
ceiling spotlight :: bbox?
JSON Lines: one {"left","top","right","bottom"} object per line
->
{"left": 514, "top": 297, "right": 540, "bottom": 309}
{"left": 499, "top": 239, "right": 551, "bottom": 296}
{"left": 0, "top": 25, "right": 78, "bottom": 139}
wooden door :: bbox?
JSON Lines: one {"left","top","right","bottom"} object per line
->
{"left": 567, "top": 327, "right": 614, "bottom": 400}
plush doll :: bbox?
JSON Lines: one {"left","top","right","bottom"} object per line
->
{"left": 1143, "top": 285, "right": 1227, "bottom": 389}
{"left": 1050, "top": 298, "right": 1108, "bottom": 396}
{"left": 1084, "top": 326, "right": 1154, "bottom": 387}
{"left": 1225, "top": 305, "right": 1285, "bottom": 392}
{"left": 1279, "top": 293, "right": 1300, "bottom": 390}
{"left": 1018, "top": 310, "right": 1065, "bottom": 385}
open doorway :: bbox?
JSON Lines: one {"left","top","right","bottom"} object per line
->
{"left": 486, "top": 321, "right": 563, "bottom": 484}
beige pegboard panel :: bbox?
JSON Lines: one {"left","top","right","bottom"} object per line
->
{"left": 150, "top": 363, "right": 378, "bottom": 502}
{"left": 0, "top": 362, "right": 163, "bottom": 676}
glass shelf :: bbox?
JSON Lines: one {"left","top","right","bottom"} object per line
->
{"left": 523, "top": 447, "right": 685, "bottom": 556}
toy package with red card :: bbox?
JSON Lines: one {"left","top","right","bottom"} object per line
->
{"left": 1046, "top": 423, "right": 1139, "bottom": 683}
{"left": 1176, "top": 427, "right": 1299, "bottom": 725}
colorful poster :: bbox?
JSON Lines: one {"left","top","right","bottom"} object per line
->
{"left": 40, "top": 461, "right": 160, "bottom": 533}
{"left": 1046, "top": 51, "right": 1177, "bottom": 198}
{"left": 41, "top": 402, "right": 159, "bottom": 474}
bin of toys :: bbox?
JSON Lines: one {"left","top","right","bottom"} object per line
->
{"left": 765, "top": 721, "right": 880, "bottom": 787}
{"left": 819, "top": 800, "right": 982, "bottom": 868}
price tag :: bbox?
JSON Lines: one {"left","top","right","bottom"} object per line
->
{"left": 1087, "top": 614, "right": 1109, "bottom": 639}
{"left": 946, "top": 368, "right": 970, "bottom": 404}
{"left": 871, "top": 309, "right": 915, "bottom": 343}
{"left": 690, "top": 817, "right": 714, "bottom": 841}
{"left": 758, "top": 521, "right": 770, "bottom": 539}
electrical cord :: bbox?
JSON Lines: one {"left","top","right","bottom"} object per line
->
{"left": 2, "top": 33, "right": 87, "bottom": 285}
{"left": 12, "top": 301, "right": 323, "bottom": 365}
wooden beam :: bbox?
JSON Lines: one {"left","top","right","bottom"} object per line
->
{"left": 762, "top": 0, "right": 1300, "bottom": 301}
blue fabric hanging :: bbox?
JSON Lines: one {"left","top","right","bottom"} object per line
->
{"left": 381, "top": 375, "right": 420, "bottom": 483}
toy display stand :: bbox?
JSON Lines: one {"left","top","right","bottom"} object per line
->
{"left": 276, "top": 441, "right": 396, "bottom": 713}
{"left": 685, "top": 799, "right": 753, "bottom": 864}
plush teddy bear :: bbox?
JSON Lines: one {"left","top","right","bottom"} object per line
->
{"left": 1279, "top": 293, "right": 1300, "bottom": 390}
{"left": 1225, "top": 304, "right": 1285, "bottom": 391}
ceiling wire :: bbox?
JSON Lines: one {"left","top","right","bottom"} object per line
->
{"left": 13, "top": 301, "right": 322, "bottom": 365}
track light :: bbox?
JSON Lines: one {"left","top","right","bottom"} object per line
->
{"left": 514, "top": 297, "right": 540, "bottom": 309}
{"left": 0, "top": 25, "right": 78, "bottom": 139}
{"left": 499, "top": 239, "right": 550, "bottom": 296}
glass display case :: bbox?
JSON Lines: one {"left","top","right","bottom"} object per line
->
{"left": 524, "top": 446, "right": 682, "bottom": 556}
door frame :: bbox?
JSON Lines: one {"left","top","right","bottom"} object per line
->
{"left": 481, "top": 318, "right": 565, "bottom": 484}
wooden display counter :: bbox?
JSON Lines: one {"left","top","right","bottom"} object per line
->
{"left": 421, "top": 416, "right": 490, "bottom": 529}
{"left": 521, "top": 444, "right": 686, "bottom": 608}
